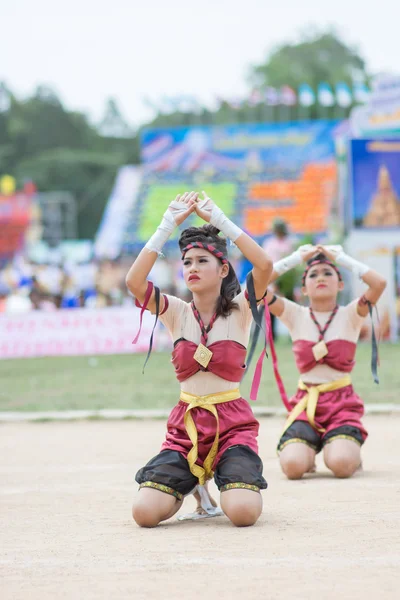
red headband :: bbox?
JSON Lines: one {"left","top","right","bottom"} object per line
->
{"left": 181, "top": 242, "right": 228, "bottom": 264}
{"left": 302, "top": 259, "right": 342, "bottom": 285}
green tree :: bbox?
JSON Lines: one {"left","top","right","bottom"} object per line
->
{"left": 0, "top": 86, "right": 140, "bottom": 238}
{"left": 98, "top": 97, "right": 133, "bottom": 139}
{"left": 250, "top": 28, "right": 369, "bottom": 118}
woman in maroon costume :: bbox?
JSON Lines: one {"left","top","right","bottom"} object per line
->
{"left": 126, "top": 191, "right": 273, "bottom": 527}
{"left": 264, "top": 244, "right": 386, "bottom": 479}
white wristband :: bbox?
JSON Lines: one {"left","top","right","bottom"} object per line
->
{"left": 335, "top": 251, "right": 370, "bottom": 279}
{"left": 145, "top": 210, "right": 176, "bottom": 255}
{"left": 274, "top": 249, "right": 302, "bottom": 275}
{"left": 210, "top": 205, "right": 242, "bottom": 242}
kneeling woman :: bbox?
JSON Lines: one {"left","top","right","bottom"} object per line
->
{"left": 126, "top": 191, "right": 272, "bottom": 527}
{"left": 264, "top": 245, "right": 386, "bottom": 479}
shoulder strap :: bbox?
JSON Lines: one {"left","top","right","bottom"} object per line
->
{"left": 245, "top": 271, "right": 290, "bottom": 408}
{"left": 142, "top": 286, "right": 160, "bottom": 372}
{"left": 358, "top": 295, "right": 380, "bottom": 384}
{"left": 245, "top": 271, "right": 267, "bottom": 401}
{"left": 246, "top": 271, "right": 264, "bottom": 330}
{"left": 132, "top": 282, "right": 154, "bottom": 344}
{"left": 245, "top": 304, "right": 264, "bottom": 374}
{"left": 367, "top": 301, "right": 379, "bottom": 384}
{"left": 132, "top": 281, "right": 160, "bottom": 372}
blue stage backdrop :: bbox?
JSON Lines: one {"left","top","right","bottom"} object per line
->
{"left": 350, "top": 139, "right": 400, "bottom": 229}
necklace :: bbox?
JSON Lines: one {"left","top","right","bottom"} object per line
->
{"left": 309, "top": 305, "right": 339, "bottom": 362}
{"left": 191, "top": 301, "right": 218, "bottom": 369}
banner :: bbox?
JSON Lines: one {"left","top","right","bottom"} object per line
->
{"left": 335, "top": 82, "right": 352, "bottom": 108}
{"left": 317, "top": 83, "right": 335, "bottom": 107}
{"left": 131, "top": 121, "right": 339, "bottom": 245}
{"left": 94, "top": 166, "right": 142, "bottom": 259}
{"left": 298, "top": 84, "right": 315, "bottom": 107}
{"left": 349, "top": 74, "right": 400, "bottom": 136}
{"left": 280, "top": 86, "right": 296, "bottom": 106}
{"left": 264, "top": 87, "right": 280, "bottom": 106}
{"left": 0, "top": 306, "right": 161, "bottom": 359}
{"left": 353, "top": 82, "right": 370, "bottom": 104}
{"left": 141, "top": 121, "right": 338, "bottom": 173}
{"left": 0, "top": 192, "right": 32, "bottom": 259}
{"left": 346, "top": 230, "right": 399, "bottom": 342}
{"left": 395, "top": 247, "right": 400, "bottom": 339}
{"left": 349, "top": 139, "right": 400, "bottom": 228}
{"left": 352, "top": 247, "right": 395, "bottom": 342}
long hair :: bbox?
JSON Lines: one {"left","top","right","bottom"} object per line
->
{"left": 179, "top": 224, "right": 241, "bottom": 318}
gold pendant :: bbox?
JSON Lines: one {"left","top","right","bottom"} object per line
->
{"left": 193, "top": 343, "right": 213, "bottom": 369}
{"left": 312, "top": 340, "right": 328, "bottom": 362}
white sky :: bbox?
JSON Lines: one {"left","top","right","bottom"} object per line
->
{"left": 2, "top": 0, "right": 399, "bottom": 128}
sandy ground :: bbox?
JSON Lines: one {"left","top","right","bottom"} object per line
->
{"left": 1, "top": 416, "right": 400, "bottom": 600}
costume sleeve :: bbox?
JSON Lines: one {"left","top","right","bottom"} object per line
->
{"left": 158, "top": 294, "right": 188, "bottom": 338}
{"left": 279, "top": 298, "right": 303, "bottom": 333}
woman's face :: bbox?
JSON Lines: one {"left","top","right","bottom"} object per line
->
{"left": 182, "top": 248, "right": 227, "bottom": 293}
{"left": 303, "top": 263, "right": 343, "bottom": 300}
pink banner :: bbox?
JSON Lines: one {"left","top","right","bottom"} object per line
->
{"left": 0, "top": 306, "right": 159, "bottom": 359}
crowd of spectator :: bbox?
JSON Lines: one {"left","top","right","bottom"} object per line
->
{"left": 0, "top": 220, "right": 304, "bottom": 317}
{"left": 0, "top": 253, "right": 203, "bottom": 315}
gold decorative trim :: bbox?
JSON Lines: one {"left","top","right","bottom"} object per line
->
{"left": 220, "top": 483, "right": 260, "bottom": 493}
{"left": 278, "top": 437, "right": 318, "bottom": 454}
{"left": 139, "top": 481, "right": 183, "bottom": 501}
{"left": 323, "top": 434, "right": 362, "bottom": 447}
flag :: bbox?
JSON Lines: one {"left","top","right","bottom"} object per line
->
{"left": 335, "top": 82, "right": 352, "bottom": 107}
{"left": 248, "top": 88, "right": 263, "bottom": 106}
{"left": 317, "top": 82, "right": 335, "bottom": 107}
{"left": 280, "top": 85, "right": 297, "bottom": 106}
{"left": 228, "top": 97, "right": 244, "bottom": 109}
{"left": 353, "top": 83, "right": 370, "bottom": 104}
{"left": 298, "top": 84, "right": 315, "bottom": 107}
{"left": 264, "top": 87, "right": 280, "bottom": 106}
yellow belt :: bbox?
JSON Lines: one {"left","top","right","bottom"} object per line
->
{"left": 179, "top": 388, "right": 241, "bottom": 485}
{"left": 282, "top": 375, "right": 352, "bottom": 436}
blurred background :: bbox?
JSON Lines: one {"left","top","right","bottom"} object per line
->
{"left": 1, "top": 0, "right": 399, "bottom": 411}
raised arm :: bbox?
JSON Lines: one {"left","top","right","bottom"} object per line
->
{"left": 194, "top": 191, "right": 273, "bottom": 299}
{"left": 262, "top": 245, "right": 318, "bottom": 316}
{"left": 318, "top": 245, "right": 387, "bottom": 316}
{"left": 125, "top": 191, "right": 197, "bottom": 313}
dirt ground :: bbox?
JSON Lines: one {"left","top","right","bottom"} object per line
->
{"left": 1, "top": 416, "right": 400, "bottom": 600}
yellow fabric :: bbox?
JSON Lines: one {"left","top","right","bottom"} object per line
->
{"left": 179, "top": 388, "right": 241, "bottom": 485}
{"left": 282, "top": 375, "right": 352, "bottom": 436}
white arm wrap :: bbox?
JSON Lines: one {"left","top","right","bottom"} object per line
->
{"left": 274, "top": 249, "right": 303, "bottom": 275}
{"left": 209, "top": 205, "right": 242, "bottom": 242}
{"left": 144, "top": 210, "right": 176, "bottom": 255}
{"left": 336, "top": 251, "right": 370, "bottom": 279}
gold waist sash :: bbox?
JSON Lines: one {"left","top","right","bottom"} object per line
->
{"left": 282, "top": 375, "right": 352, "bottom": 436}
{"left": 179, "top": 388, "right": 241, "bottom": 485}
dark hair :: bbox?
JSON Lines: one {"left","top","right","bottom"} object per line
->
{"left": 306, "top": 252, "right": 327, "bottom": 266}
{"left": 179, "top": 224, "right": 241, "bottom": 318}
{"left": 303, "top": 252, "right": 342, "bottom": 284}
